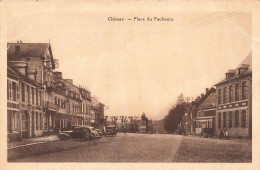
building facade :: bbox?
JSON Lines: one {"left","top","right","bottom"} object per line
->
{"left": 7, "top": 41, "right": 106, "bottom": 141}
{"left": 7, "top": 63, "right": 44, "bottom": 141}
{"left": 215, "top": 52, "right": 252, "bottom": 138}
{"left": 195, "top": 87, "right": 216, "bottom": 135}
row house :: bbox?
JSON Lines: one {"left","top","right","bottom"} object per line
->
{"left": 7, "top": 63, "right": 44, "bottom": 141}
{"left": 195, "top": 87, "right": 216, "bottom": 135}
{"left": 91, "top": 96, "right": 105, "bottom": 129}
{"left": 7, "top": 41, "right": 106, "bottom": 140}
{"left": 7, "top": 42, "right": 54, "bottom": 139}
{"left": 79, "top": 87, "right": 92, "bottom": 125}
{"left": 60, "top": 78, "right": 84, "bottom": 127}
{"left": 215, "top": 52, "right": 252, "bottom": 138}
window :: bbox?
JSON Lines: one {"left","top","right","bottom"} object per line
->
{"left": 39, "top": 91, "right": 42, "bottom": 106}
{"left": 11, "top": 82, "right": 17, "bottom": 101}
{"left": 7, "top": 80, "right": 11, "bottom": 100}
{"left": 235, "top": 110, "right": 239, "bottom": 127}
{"left": 36, "top": 89, "right": 38, "bottom": 105}
{"left": 32, "top": 87, "right": 34, "bottom": 104}
{"left": 27, "top": 85, "right": 30, "bottom": 103}
{"left": 223, "top": 112, "right": 226, "bottom": 128}
{"left": 40, "top": 113, "right": 42, "bottom": 130}
{"left": 223, "top": 87, "right": 226, "bottom": 104}
{"left": 235, "top": 84, "right": 239, "bottom": 101}
{"left": 241, "top": 110, "right": 246, "bottom": 128}
{"left": 229, "top": 111, "right": 232, "bottom": 128}
{"left": 58, "top": 98, "right": 60, "bottom": 108}
{"left": 36, "top": 112, "right": 38, "bottom": 130}
{"left": 218, "top": 89, "right": 222, "bottom": 104}
{"left": 7, "top": 110, "right": 11, "bottom": 132}
{"left": 229, "top": 85, "right": 233, "bottom": 102}
{"left": 61, "top": 99, "right": 63, "bottom": 108}
{"left": 242, "top": 81, "right": 246, "bottom": 100}
{"left": 7, "top": 111, "right": 20, "bottom": 132}
{"left": 15, "top": 45, "right": 20, "bottom": 54}
{"left": 218, "top": 112, "right": 221, "bottom": 128}
{"left": 22, "top": 83, "right": 25, "bottom": 102}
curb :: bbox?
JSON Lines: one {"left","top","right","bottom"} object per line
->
{"left": 8, "top": 139, "right": 59, "bottom": 150}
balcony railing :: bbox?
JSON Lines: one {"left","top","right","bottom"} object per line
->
{"left": 44, "top": 101, "right": 59, "bottom": 111}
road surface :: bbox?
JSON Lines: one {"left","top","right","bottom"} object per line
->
{"left": 13, "top": 133, "right": 251, "bottom": 162}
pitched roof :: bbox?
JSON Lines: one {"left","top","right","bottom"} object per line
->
{"left": 215, "top": 52, "right": 252, "bottom": 86}
{"left": 195, "top": 87, "right": 216, "bottom": 108}
{"left": 7, "top": 43, "right": 50, "bottom": 58}
{"left": 197, "top": 91, "right": 216, "bottom": 110}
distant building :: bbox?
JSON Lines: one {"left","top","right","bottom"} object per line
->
{"left": 90, "top": 97, "right": 105, "bottom": 129}
{"left": 215, "top": 52, "right": 252, "bottom": 138}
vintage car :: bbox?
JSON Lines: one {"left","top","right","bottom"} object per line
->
{"left": 95, "top": 129, "right": 103, "bottom": 138}
{"left": 59, "top": 125, "right": 99, "bottom": 140}
{"left": 200, "top": 128, "right": 214, "bottom": 138}
{"left": 104, "top": 125, "right": 117, "bottom": 137}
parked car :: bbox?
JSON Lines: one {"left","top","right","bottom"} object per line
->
{"left": 200, "top": 128, "right": 214, "bottom": 138}
{"left": 59, "top": 125, "right": 97, "bottom": 140}
{"left": 95, "top": 129, "right": 103, "bottom": 138}
{"left": 104, "top": 125, "right": 117, "bottom": 137}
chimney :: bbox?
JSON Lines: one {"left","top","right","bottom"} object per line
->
{"left": 201, "top": 93, "right": 204, "bottom": 98}
{"left": 206, "top": 88, "right": 209, "bottom": 94}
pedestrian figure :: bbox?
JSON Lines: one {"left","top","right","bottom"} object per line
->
{"left": 225, "top": 129, "right": 229, "bottom": 140}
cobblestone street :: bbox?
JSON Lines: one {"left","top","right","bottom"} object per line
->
{"left": 12, "top": 133, "right": 251, "bottom": 162}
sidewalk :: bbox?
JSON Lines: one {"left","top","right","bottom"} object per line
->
{"left": 8, "top": 135, "right": 59, "bottom": 149}
{"left": 8, "top": 135, "right": 100, "bottom": 161}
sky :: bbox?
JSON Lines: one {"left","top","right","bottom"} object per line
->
{"left": 6, "top": 2, "right": 252, "bottom": 120}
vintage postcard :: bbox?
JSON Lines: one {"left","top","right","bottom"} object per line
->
{"left": 0, "top": 0, "right": 260, "bottom": 170}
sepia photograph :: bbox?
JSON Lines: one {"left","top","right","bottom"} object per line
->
{"left": 1, "top": 0, "right": 260, "bottom": 170}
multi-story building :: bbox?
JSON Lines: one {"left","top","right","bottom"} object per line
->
{"left": 79, "top": 87, "right": 92, "bottom": 125}
{"left": 90, "top": 97, "right": 105, "bottom": 129}
{"left": 7, "top": 41, "right": 106, "bottom": 140}
{"left": 215, "top": 52, "right": 252, "bottom": 138}
{"left": 61, "top": 79, "right": 84, "bottom": 126}
{"left": 195, "top": 87, "right": 216, "bottom": 135}
{"left": 8, "top": 42, "right": 57, "bottom": 136}
{"left": 7, "top": 62, "right": 44, "bottom": 141}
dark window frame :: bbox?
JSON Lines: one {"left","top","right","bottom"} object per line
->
{"left": 229, "top": 111, "right": 232, "bottom": 128}
{"left": 242, "top": 81, "right": 246, "bottom": 100}
{"left": 235, "top": 110, "right": 239, "bottom": 128}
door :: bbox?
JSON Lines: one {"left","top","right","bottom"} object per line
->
{"left": 22, "top": 111, "right": 29, "bottom": 138}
